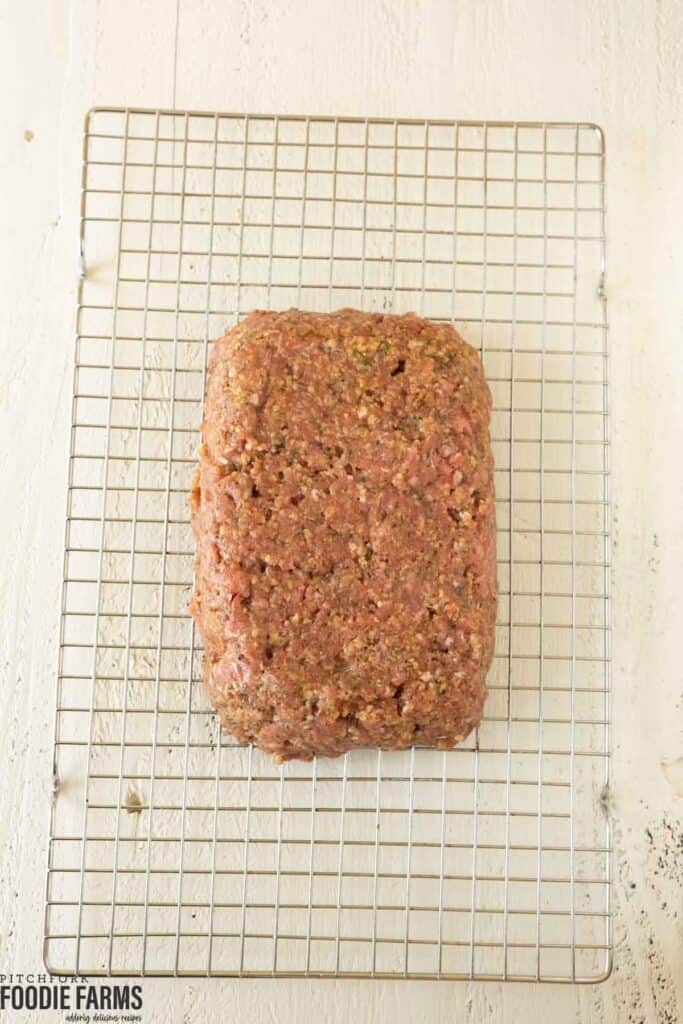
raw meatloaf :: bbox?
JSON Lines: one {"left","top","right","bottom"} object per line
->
{"left": 190, "top": 309, "right": 497, "bottom": 762}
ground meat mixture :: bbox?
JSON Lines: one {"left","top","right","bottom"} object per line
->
{"left": 190, "top": 309, "right": 497, "bottom": 762}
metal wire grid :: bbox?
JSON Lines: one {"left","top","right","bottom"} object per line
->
{"left": 44, "top": 109, "right": 610, "bottom": 982}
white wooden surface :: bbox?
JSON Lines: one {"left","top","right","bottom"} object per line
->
{"left": 1, "top": 1, "right": 681, "bottom": 1021}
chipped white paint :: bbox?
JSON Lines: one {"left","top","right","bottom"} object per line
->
{"left": 661, "top": 758, "right": 683, "bottom": 800}
{"left": 0, "top": 1, "right": 681, "bottom": 1021}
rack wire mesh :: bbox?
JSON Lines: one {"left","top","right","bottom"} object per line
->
{"left": 44, "top": 109, "right": 611, "bottom": 982}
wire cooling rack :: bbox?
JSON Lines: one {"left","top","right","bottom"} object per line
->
{"left": 45, "top": 109, "right": 611, "bottom": 982}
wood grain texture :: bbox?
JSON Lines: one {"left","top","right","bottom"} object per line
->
{"left": 1, "top": 0, "right": 681, "bottom": 1020}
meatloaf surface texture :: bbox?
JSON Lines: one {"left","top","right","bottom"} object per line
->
{"left": 190, "top": 309, "right": 497, "bottom": 762}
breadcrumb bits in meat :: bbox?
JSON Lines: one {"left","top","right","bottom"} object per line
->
{"left": 190, "top": 309, "right": 497, "bottom": 762}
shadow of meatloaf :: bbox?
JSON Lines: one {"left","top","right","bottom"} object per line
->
{"left": 190, "top": 309, "right": 497, "bottom": 762}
